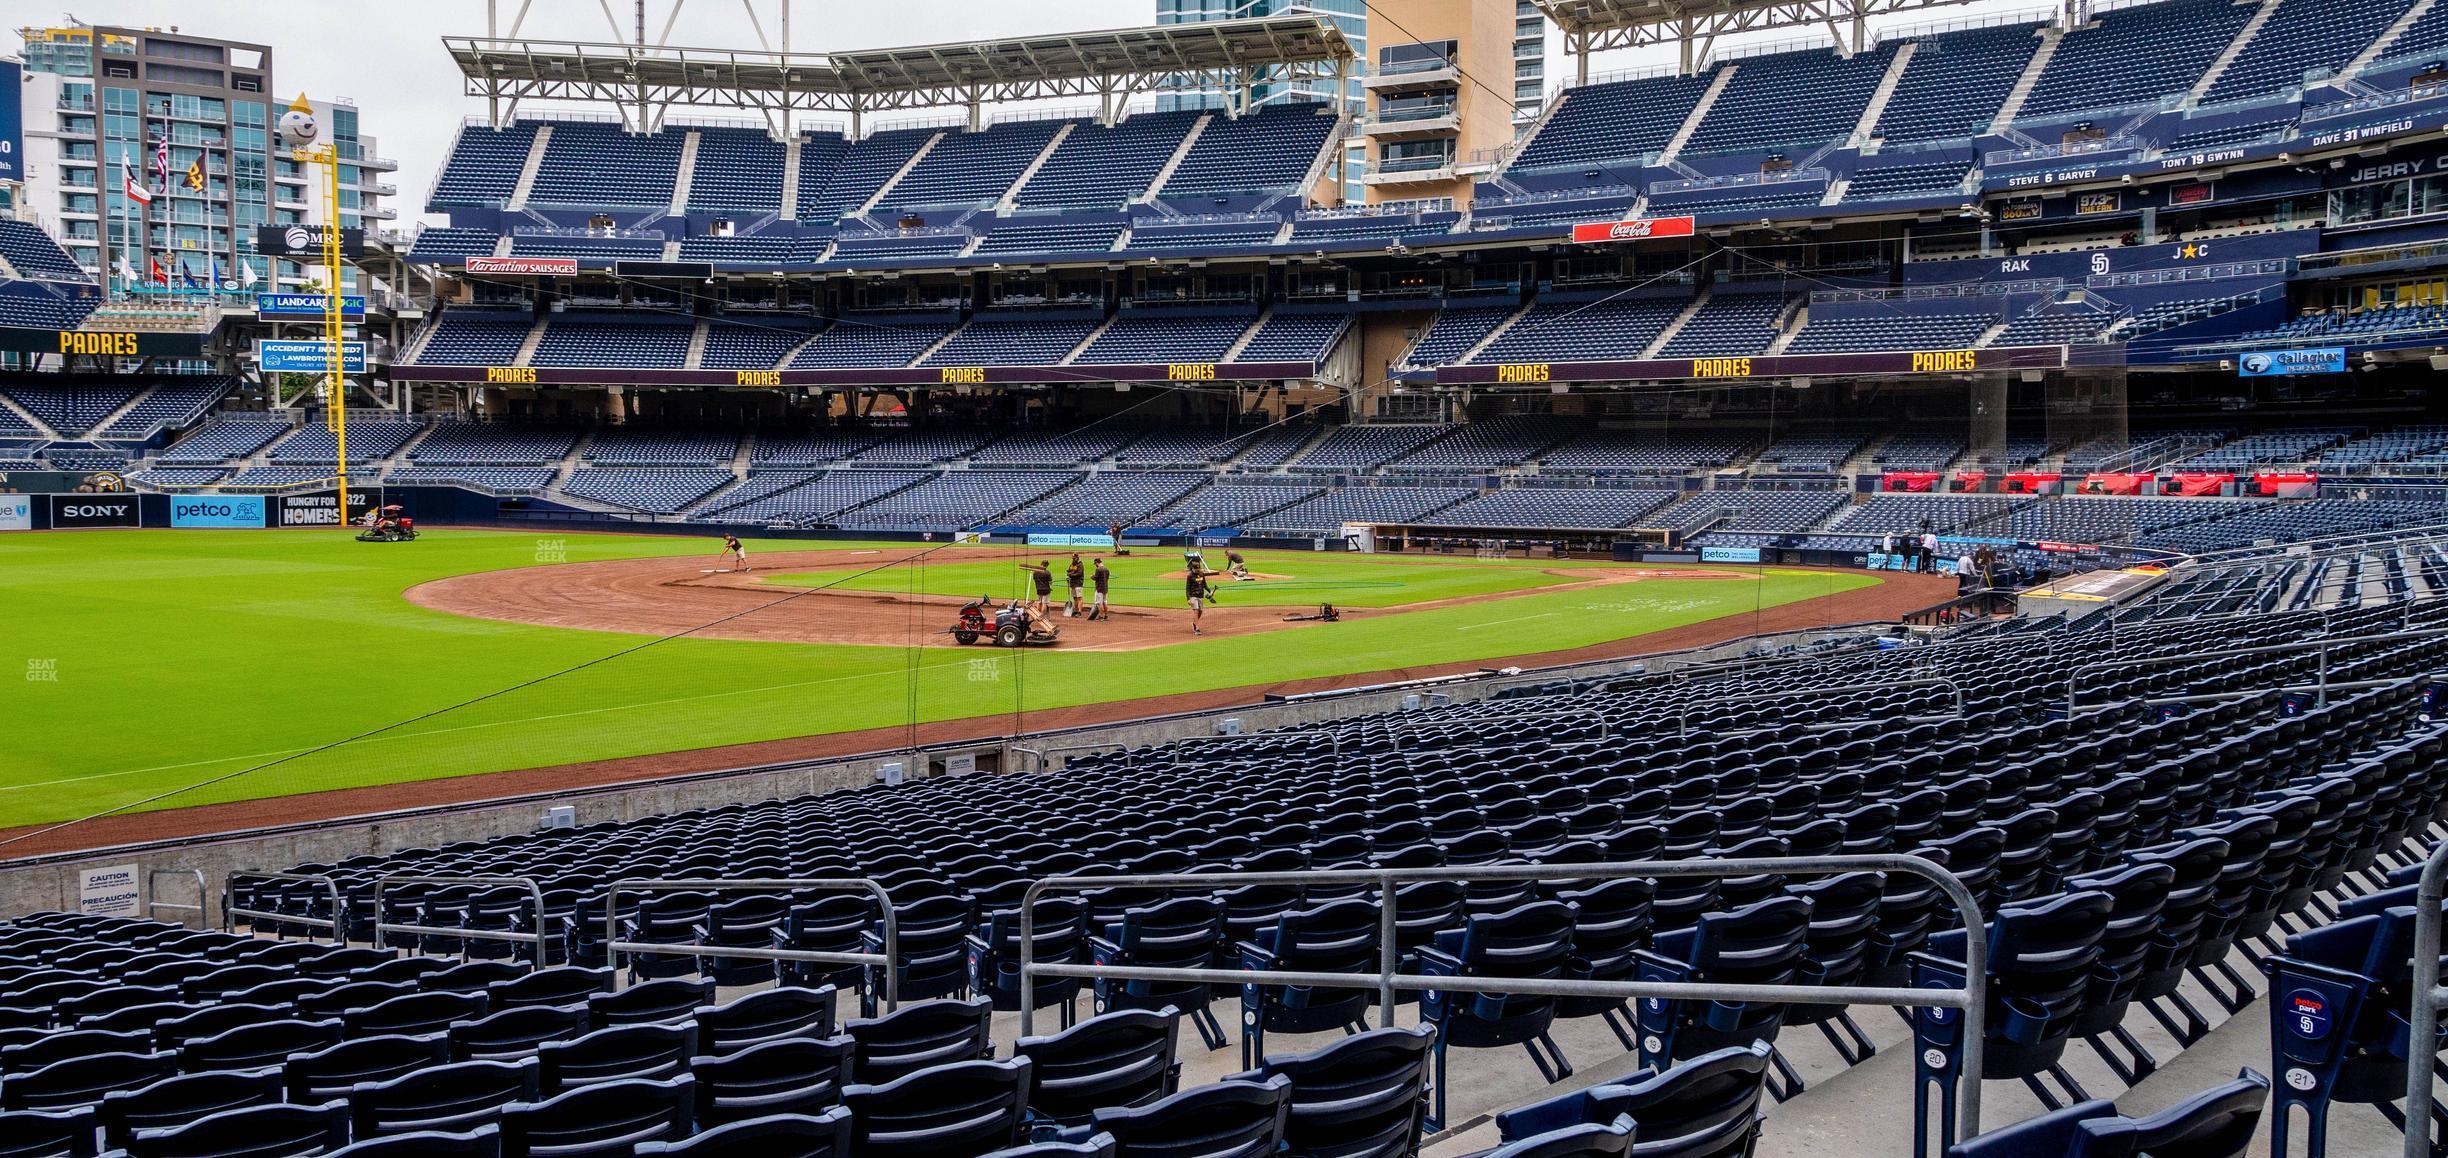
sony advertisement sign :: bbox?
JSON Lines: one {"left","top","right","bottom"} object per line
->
{"left": 48, "top": 495, "right": 140, "bottom": 528}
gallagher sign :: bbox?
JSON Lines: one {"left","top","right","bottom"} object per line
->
{"left": 1571, "top": 216, "right": 1697, "bottom": 244}
{"left": 2238, "top": 348, "right": 2346, "bottom": 377}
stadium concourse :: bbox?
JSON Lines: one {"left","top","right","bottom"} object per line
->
{"left": 18, "top": 0, "right": 2448, "bottom": 1154}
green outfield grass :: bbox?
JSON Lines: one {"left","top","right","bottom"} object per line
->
{"left": 768, "top": 550, "right": 1611, "bottom": 608}
{"left": 0, "top": 529, "right": 1876, "bottom": 829}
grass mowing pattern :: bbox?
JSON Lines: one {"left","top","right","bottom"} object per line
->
{"left": 0, "top": 529, "right": 1874, "bottom": 827}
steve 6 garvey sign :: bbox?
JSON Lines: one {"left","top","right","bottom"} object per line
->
{"left": 1571, "top": 216, "right": 1697, "bottom": 244}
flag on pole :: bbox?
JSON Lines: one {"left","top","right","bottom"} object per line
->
{"left": 121, "top": 150, "right": 152, "bottom": 206}
{"left": 152, "top": 129, "right": 170, "bottom": 190}
{"left": 207, "top": 254, "right": 221, "bottom": 291}
{"left": 239, "top": 260, "right": 259, "bottom": 288}
{"left": 148, "top": 256, "right": 166, "bottom": 285}
{"left": 114, "top": 254, "right": 138, "bottom": 285}
{"left": 184, "top": 157, "right": 205, "bottom": 193}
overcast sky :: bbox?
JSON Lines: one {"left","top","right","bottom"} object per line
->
{"left": 19, "top": 0, "right": 2055, "bottom": 222}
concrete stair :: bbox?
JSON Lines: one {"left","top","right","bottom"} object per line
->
{"left": 667, "top": 129, "right": 701, "bottom": 214}
{"left": 1658, "top": 67, "right": 1738, "bottom": 166}
{"left": 1850, "top": 41, "right": 1919, "bottom": 146}
{"left": 778, "top": 135, "right": 803, "bottom": 220}
{"left": 1142, "top": 115, "right": 1213, "bottom": 202}
{"left": 683, "top": 321, "right": 710, "bottom": 370}
{"left": 505, "top": 125, "right": 552, "bottom": 212}
{"left": 1643, "top": 290, "right": 1712, "bottom": 358}
{"left": 856, "top": 132, "right": 945, "bottom": 218}
{"left": 1987, "top": 27, "right": 2062, "bottom": 133}
{"left": 2349, "top": 0, "right": 2441, "bottom": 74}
{"left": 513, "top": 320, "right": 549, "bottom": 367}
{"left": 2188, "top": 0, "right": 2283, "bottom": 106}
{"left": 1001, "top": 121, "right": 1075, "bottom": 210}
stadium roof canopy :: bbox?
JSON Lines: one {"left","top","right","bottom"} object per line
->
{"left": 1530, "top": 0, "right": 2042, "bottom": 68}
{"left": 444, "top": 15, "right": 1355, "bottom": 133}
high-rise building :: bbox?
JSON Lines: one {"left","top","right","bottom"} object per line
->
{"left": 1155, "top": 0, "right": 1367, "bottom": 202}
{"left": 12, "top": 21, "right": 396, "bottom": 294}
{"left": 1514, "top": 1, "right": 1548, "bottom": 124}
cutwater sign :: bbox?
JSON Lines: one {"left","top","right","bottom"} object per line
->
{"left": 257, "top": 293, "right": 365, "bottom": 321}
{"left": 171, "top": 494, "right": 266, "bottom": 528}
{"left": 258, "top": 339, "right": 368, "bottom": 374}
{"left": 2239, "top": 348, "right": 2346, "bottom": 377}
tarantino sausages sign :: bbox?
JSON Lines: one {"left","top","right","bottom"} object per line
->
{"left": 277, "top": 490, "right": 374, "bottom": 527}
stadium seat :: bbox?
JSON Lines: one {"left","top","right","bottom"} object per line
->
{"left": 1235, "top": 1025, "right": 1434, "bottom": 1158}
{"left": 1238, "top": 899, "right": 1386, "bottom": 1068}
{"left": 1014, "top": 1006, "right": 1185, "bottom": 1127}
{"left": 536, "top": 1022, "right": 697, "bottom": 1091}
{"left": 844, "top": 997, "right": 994, "bottom": 1085}
{"left": 1493, "top": 1041, "right": 1773, "bottom": 1157}
{"left": 1945, "top": 1070, "right": 2267, "bottom": 1157}
{"left": 634, "top": 1109, "right": 853, "bottom": 1156}
{"left": 346, "top": 1057, "right": 542, "bottom": 1139}
{"left": 117, "top": 1102, "right": 352, "bottom": 1158}
{"left": 1417, "top": 900, "right": 1580, "bottom": 1127}
{"left": 96, "top": 1070, "right": 286, "bottom": 1150}
{"left": 327, "top": 1126, "right": 504, "bottom": 1156}
{"left": 840, "top": 1056, "right": 1034, "bottom": 1157}
{"left": 689, "top": 1035, "right": 855, "bottom": 1126}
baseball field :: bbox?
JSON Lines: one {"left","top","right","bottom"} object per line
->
{"left": 0, "top": 528, "right": 1907, "bottom": 835}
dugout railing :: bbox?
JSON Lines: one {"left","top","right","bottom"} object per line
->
{"left": 145, "top": 868, "right": 208, "bottom": 929}
{"left": 600, "top": 877, "right": 904, "bottom": 1005}
{"left": 1013, "top": 854, "right": 1991, "bottom": 1151}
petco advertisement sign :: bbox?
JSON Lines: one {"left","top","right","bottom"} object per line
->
{"left": 2239, "top": 348, "right": 2346, "bottom": 377}
{"left": 278, "top": 491, "right": 372, "bottom": 527}
{"left": 48, "top": 495, "right": 139, "bottom": 528}
{"left": 1571, "top": 216, "right": 1696, "bottom": 244}
{"left": 0, "top": 494, "right": 29, "bottom": 531}
{"left": 171, "top": 494, "right": 267, "bottom": 528}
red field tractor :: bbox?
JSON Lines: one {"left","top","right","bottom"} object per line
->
{"left": 952, "top": 596, "right": 1061, "bottom": 647}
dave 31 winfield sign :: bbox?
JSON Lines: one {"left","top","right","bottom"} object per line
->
{"left": 1570, "top": 216, "right": 1697, "bottom": 244}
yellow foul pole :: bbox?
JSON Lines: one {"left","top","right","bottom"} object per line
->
{"left": 285, "top": 93, "right": 349, "bottom": 524}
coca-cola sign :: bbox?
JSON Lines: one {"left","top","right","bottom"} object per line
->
{"left": 1570, "top": 216, "right": 1697, "bottom": 244}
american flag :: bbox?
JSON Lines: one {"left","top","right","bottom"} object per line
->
{"left": 153, "top": 128, "right": 170, "bottom": 192}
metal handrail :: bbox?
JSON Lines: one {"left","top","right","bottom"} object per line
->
{"left": 1383, "top": 706, "right": 1613, "bottom": 738}
{"left": 2404, "top": 839, "right": 2448, "bottom": 1158}
{"left": 1014, "top": 741, "right": 1132, "bottom": 772}
{"left": 2064, "top": 626, "right": 2448, "bottom": 716}
{"left": 373, "top": 875, "right": 549, "bottom": 967}
{"left": 601, "top": 878, "right": 900, "bottom": 1007}
{"left": 1015, "top": 855, "right": 1991, "bottom": 1140}
{"left": 221, "top": 871, "right": 344, "bottom": 944}
{"left": 145, "top": 869, "right": 208, "bottom": 929}
{"left": 1678, "top": 677, "right": 1964, "bottom": 739}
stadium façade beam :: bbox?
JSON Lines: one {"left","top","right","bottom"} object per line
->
{"left": 1530, "top": 0, "right": 2087, "bottom": 80}
{"left": 444, "top": 15, "right": 1355, "bottom": 136}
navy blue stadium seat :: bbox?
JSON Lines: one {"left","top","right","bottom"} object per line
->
{"left": 1014, "top": 1006, "right": 1184, "bottom": 1128}
{"left": 1489, "top": 1041, "right": 1771, "bottom": 1158}
{"left": 1239, "top": 899, "right": 1384, "bottom": 1069}
{"left": 1, "top": 1052, "right": 179, "bottom": 1112}
{"left": 692, "top": 985, "right": 837, "bottom": 1053}
{"left": 98, "top": 1070, "right": 286, "bottom": 1150}
{"left": 1912, "top": 890, "right": 2117, "bottom": 1155}
{"left": 635, "top": 1108, "right": 852, "bottom": 1156}
{"left": 587, "top": 979, "right": 713, "bottom": 1029}
{"left": 285, "top": 1034, "right": 454, "bottom": 1103}
{"left": 497, "top": 1073, "right": 695, "bottom": 1157}
{"left": 1634, "top": 897, "right": 1809, "bottom": 1073}
{"left": 346, "top": 1057, "right": 541, "bottom": 1139}
{"left": 0, "top": 1107, "right": 98, "bottom": 1158}
{"left": 327, "top": 1126, "right": 503, "bottom": 1156}
{"left": 689, "top": 1034, "right": 855, "bottom": 1126}
{"left": 841, "top": 1056, "right": 1034, "bottom": 1157}
{"left": 969, "top": 898, "right": 1089, "bottom": 1024}
{"left": 450, "top": 1003, "right": 591, "bottom": 1063}
{"left": 537, "top": 1021, "right": 696, "bottom": 1091}
{"left": 1063, "top": 1076, "right": 1292, "bottom": 1158}
{"left": 1418, "top": 900, "right": 1579, "bottom": 1128}
{"left": 1234, "top": 1025, "right": 1433, "bottom": 1158}
{"left": 1090, "top": 897, "right": 1229, "bottom": 1050}
{"left": 1945, "top": 1070, "right": 2267, "bottom": 1157}
{"left": 118, "top": 1101, "right": 351, "bottom": 1158}
{"left": 844, "top": 996, "right": 994, "bottom": 1085}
